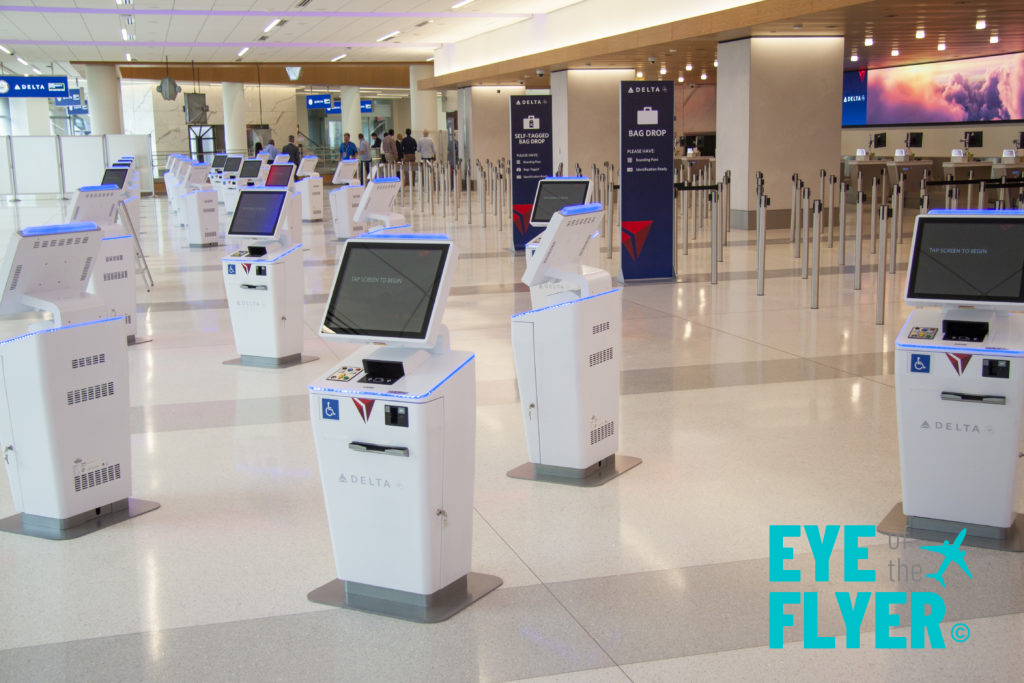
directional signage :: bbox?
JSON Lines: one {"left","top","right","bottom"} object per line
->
{"left": 360, "top": 99, "right": 373, "bottom": 113}
{"left": 306, "top": 94, "right": 331, "bottom": 109}
{"left": 0, "top": 75, "right": 69, "bottom": 98}
{"left": 54, "top": 88, "right": 82, "bottom": 107}
{"left": 509, "top": 94, "right": 553, "bottom": 249}
{"left": 327, "top": 100, "right": 341, "bottom": 115}
{"left": 619, "top": 81, "right": 675, "bottom": 279}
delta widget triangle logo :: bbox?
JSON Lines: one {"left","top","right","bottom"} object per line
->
{"left": 352, "top": 397, "right": 375, "bottom": 423}
{"left": 946, "top": 353, "right": 971, "bottom": 375}
{"left": 622, "top": 221, "right": 652, "bottom": 260}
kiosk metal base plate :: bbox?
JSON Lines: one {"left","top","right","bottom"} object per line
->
{"left": 223, "top": 354, "right": 319, "bottom": 369}
{"left": 0, "top": 498, "right": 160, "bottom": 541}
{"left": 307, "top": 572, "right": 502, "bottom": 623}
{"left": 127, "top": 335, "right": 153, "bottom": 346}
{"left": 506, "top": 454, "right": 642, "bottom": 487}
{"left": 878, "top": 503, "right": 1024, "bottom": 552}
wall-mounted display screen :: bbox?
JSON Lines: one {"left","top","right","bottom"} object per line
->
{"left": 965, "top": 131, "right": 984, "bottom": 148}
{"left": 843, "top": 52, "right": 1024, "bottom": 126}
{"left": 906, "top": 132, "right": 923, "bottom": 148}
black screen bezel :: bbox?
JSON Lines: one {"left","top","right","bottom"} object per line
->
{"left": 322, "top": 241, "right": 450, "bottom": 340}
{"left": 211, "top": 154, "right": 228, "bottom": 170}
{"left": 239, "top": 160, "right": 262, "bottom": 178}
{"left": 907, "top": 216, "right": 1024, "bottom": 304}
{"left": 226, "top": 191, "right": 288, "bottom": 237}
{"left": 223, "top": 156, "right": 243, "bottom": 173}
{"left": 265, "top": 165, "right": 292, "bottom": 186}
{"left": 529, "top": 180, "right": 590, "bottom": 224}
{"left": 101, "top": 167, "right": 129, "bottom": 188}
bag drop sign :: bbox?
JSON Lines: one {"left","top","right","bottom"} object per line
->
{"left": 509, "top": 95, "right": 553, "bottom": 250}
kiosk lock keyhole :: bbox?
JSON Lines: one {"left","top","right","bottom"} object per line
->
{"left": 436, "top": 508, "right": 448, "bottom": 528}
{"left": 3, "top": 445, "right": 11, "bottom": 464}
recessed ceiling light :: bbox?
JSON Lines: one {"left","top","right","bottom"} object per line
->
{"left": 864, "top": 36, "right": 874, "bottom": 46}
{"left": 713, "top": 59, "right": 718, "bottom": 67}
{"left": 990, "top": 34, "right": 999, "bottom": 44}
{"left": 31, "top": 67, "right": 41, "bottom": 74}
{"left": 659, "top": 66, "right": 666, "bottom": 75}
{"left": 425, "top": 56, "right": 434, "bottom": 62}
{"left": 264, "top": 18, "right": 281, "bottom": 33}
{"left": 377, "top": 30, "right": 400, "bottom": 42}
{"left": 121, "top": 27, "right": 129, "bottom": 41}
{"left": 678, "top": 75, "right": 684, "bottom": 82}
{"left": 937, "top": 42, "right": 946, "bottom": 51}
{"left": 976, "top": 19, "right": 986, "bottom": 30}
{"left": 331, "top": 53, "right": 347, "bottom": 62}
{"left": 891, "top": 48, "right": 900, "bottom": 56}
{"left": 636, "top": 69, "right": 644, "bottom": 79}
{"left": 915, "top": 29, "right": 925, "bottom": 39}
{"left": 0, "top": 44, "right": 11, "bottom": 55}
{"left": 685, "top": 63, "right": 692, "bottom": 71}
{"left": 16, "top": 56, "right": 28, "bottom": 66}
{"left": 451, "top": 0, "right": 475, "bottom": 7}
{"left": 237, "top": 46, "right": 249, "bottom": 57}
{"left": 700, "top": 71, "right": 707, "bottom": 80}
{"left": 850, "top": 54, "right": 859, "bottom": 62}
{"left": 125, "top": 52, "right": 131, "bottom": 61}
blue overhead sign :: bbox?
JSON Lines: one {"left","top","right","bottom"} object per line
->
{"left": 68, "top": 102, "right": 89, "bottom": 116}
{"left": 306, "top": 94, "right": 331, "bottom": 109}
{"left": 55, "top": 88, "right": 82, "bottom": 107}
{"left": 327, "top": 100, "right": 341, "bottom": 115}
{"left": 0, "top": 75, "right": 69, "bottom": 98}
{"left": 360, "top": 99, "right": 373, "bottom": 113}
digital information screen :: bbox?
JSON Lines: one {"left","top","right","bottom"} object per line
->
{"left": 100, "top": 167, "right": 129, "bottom": 188}
{"left": 223, "top": 156, "right": 243, "bottom": 173}
{"left": 323, "top": 242, "right": 449, "bottom": 339}
{"left": 239, "top": 160, "right": 262, "bottom": 178}
{"left": 227, "top": 191, "right": 287, "bottom": 236}
{"left": 211, "top": 154, "right": 228, "bottom": 170}
{"left": 265, "top": 165, "right": 292, "bottom": 187}
{"left": 530, "top": 180, "right": 589, "bottom": 224}
{"left": 908, "top": 218, "right": 1024, "bottom": 303}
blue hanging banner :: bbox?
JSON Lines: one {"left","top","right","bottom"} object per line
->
{"left": 68, "top": 102, "right": 89, "bottom": 115}
{"left": 619, "top": 81, "right": 675, "bottom": 280}
{"left": 327, "top": 100, "right": 341, "bottom": 115}
{"left": 306, "top": 94, "right": 331, "bottom": 109}
{"left": 509, "top": 94, "right": 553, "bottom": 249}
{"left": 0, "top": 75, "right": 69, "bottom": 98}
{"left": 360, "top": 100, "right": 373, "bottom": 113}
{"left": 54, "top": 88, "right": 82, "bottom": 107}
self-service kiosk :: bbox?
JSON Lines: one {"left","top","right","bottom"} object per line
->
{"left": 331, "top": 159, "right": 360, "bottom": 186}
{"left": 307, "top": 235, "right": 501, "bottom": 622}
{"left": 212, "top": 155, "right": 244, "bottom": 205}
{"left": 67, "top": 184, "right": 143, "bottom": 343}
{"left": 222, "top": 159, "right": 270, "bottom": 215}
{"left": 180, "top": 162, "right": 219, "bottom": 247}
{"left": 221, "top": 190, "right": 312, "bottom": 368}
{"left": 265, "top": 163, "right": 295, "bottom": 192}
{"left": 879, "top": 210, "right": 1024, "bottom": 550}
{"left": 507, "top": 203, "right": 640, "bottom": 485}
{"left": 295, "top": 155, "right": 324, "bottom": 222}
{"left": 329, "top": 176, "right": 405, "bottom": 240}
{"left": 0, "top": 222, "right": 158, "bottom": 540}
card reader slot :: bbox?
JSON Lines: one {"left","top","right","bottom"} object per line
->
{"left": 940, "top": 391, "right": 1006, "bottom": 405}
{"left": 349, "top": 441, "right": 410, "bottom": 457}
{"left": 240, "top": 284, "right": 268, "bottom": 290}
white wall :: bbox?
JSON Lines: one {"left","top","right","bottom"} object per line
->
{"left": 461, "top": 85, "right": 525, "bottom": 164}
{"left": 676, "top": 84, "right": 716, "bottom": 135}
{"left": 552, "top": 69, "right": 634, "bottom": 175}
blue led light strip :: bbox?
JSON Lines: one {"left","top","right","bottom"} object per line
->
{"left": 0, "top": 316, "right": 124, "bottom": 346}
{"left": 511, "top": 287, "right": 620, "bottom": 318}
{"left": 77, "top": 184, "right": 119, "bottom": 192}
{"left": 560, "top": 202, "right": 603, "bottom": 216}
{"left": 19, "top": 222, "right": 98, "bottom": 237}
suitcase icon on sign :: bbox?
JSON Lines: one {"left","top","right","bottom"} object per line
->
{"left": 523, "top": 115, "right": 541, "bottom": 130}
{"left": 637, "top": 106, "right": 658, "bottom": 125}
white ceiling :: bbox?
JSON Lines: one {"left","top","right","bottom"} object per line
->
{"left": 0, "top": 0, "right": 581, "bottom": 74}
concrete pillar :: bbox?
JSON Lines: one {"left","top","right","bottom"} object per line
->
{"left": 339, "top": 86, "right": 361, "bottom": 141}
{"left": 9, "top": 98, "right": 51, "bottom": 135}
{"left": 716, "top": 37, "right": 843, "bottom": 228}
{"left": 457, "top": 85, "right": 524, "bottom": 166}
{"left": 0, "top": 98, "right": 11, "bottom": 136}
{"left": 84, "top": 64, "right": 124, "bottom": 135}
{"left": 409, "top": 64, "right": 436, "bottom": 132}
{"left": 551, "top": 69, "right": 634, "bottom": 178}
{"left": 222, "top": 82, "right": 247, "bottom": 155}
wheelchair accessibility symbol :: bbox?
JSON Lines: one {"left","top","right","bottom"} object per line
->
{"left": 321, "top": 398, "right": 340, "bottom": 420}
{"left": 911, "top": 354, "right": 930, "bottom": 373}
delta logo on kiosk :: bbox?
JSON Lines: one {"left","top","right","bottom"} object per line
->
{"left": 352, "top": 397, "right": 375, "bottom": 423}
{"left": 946, "top": 353, "right": 972, "bottom": 375}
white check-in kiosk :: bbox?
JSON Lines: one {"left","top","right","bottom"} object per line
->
{"left": 274, "top": 153, "right": 289, "bottom": 165}
{"left": 68, "top": 184, "right": 141, "bottom": 343}
{"left": 523, "top": 177, "right": 591, "bottom": 256}
{"left": 295, "top": 155, "right": 324, "bottom": 222}
{"left": 165, "top": 156, "right": 196, "bottom": 215}
{"left": 212, "top": 155, "right": 244, "bottom": 205}
{"left": 508, "top": 203, "right": 639, "bottom": 485}
{"left": 222, "top": 158, "right": 270, "bottom": 215}
{"left": 880, "top": 210, "right": 1024, "bottom": 551}
{"left": 331, "top": 159, "right": 360, "bottom": 186}
{"left": 0, "top": 222, "right": 158, "bottom": 540}
{"left": 180, "top": 162, "right": 219, "bottom": 247}
{"left": 307, "top": 234, "right": 501, "bottom": 622}
{"left": 221, "top": 190, "right": 311, "bottom": 368}
{"left": 330, "top": 176, "right": 405, "bottom": 240}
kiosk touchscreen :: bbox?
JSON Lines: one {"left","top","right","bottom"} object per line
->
{"left": 331, "top": 159, "right": 360, "bottom": 185}
{"left": 350, "top": 177, "right": 404, "bottom": 229}
{"left": 101, "top": 167, "right": 129, "bottom": 190}
{"left": 294, "top": 155, "right": 324, "bottom": 222}
{"left": 0, "top": 222, "right": 158, "bottom": 540}
{"left": 221, "top": 190, "right": 310, "bottom": 368}
{"left": 881, "top": 210, "right": 1024, "bottom": 550}
{"left": 238, "top": 159, "right": 263, "bottom": 181}
{"left": 529, "top": 177, "right": 591, "bottom": 228}
{"left": 222, "top": 155, "right": 243, "bottom": 175}
{"left": 265, "top": 163, "right": 295, "bottom": 189}
{"left": 308, "top": 235, "right": 500, "bottom": 622}
{"left": 509, "top": 203, "right": 639, "bottom": 485}
{"left": 210, "top": 154, "right": 228, "bottom": 171}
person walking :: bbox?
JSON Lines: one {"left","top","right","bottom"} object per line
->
{"left": 382, "top": 129, "right": 397, "bottom": 165}
{"left": 339, "top": 133, "right": 357, "bottom": 161}
{"left": 357, "top": 133, "right": 371, "bottom": 184}
{"left": 264, "top": 139, "right": 279, "bottom": 160}
{"left": 282, "top": 135, "right": 301, "bottom": 177}
{"left": 418, "top": 130, "right": 436, "bottom": 162}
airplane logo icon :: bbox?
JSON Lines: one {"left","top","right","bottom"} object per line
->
{"left": 921, "top": 528, "right": 973, "bottom": 587}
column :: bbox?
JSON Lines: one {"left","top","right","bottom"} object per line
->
{"left": 9, "top": 98, "right": 51, "bottom": 135}
{"left": 0, "top": 98, "right": 11, "bottom": 136}
{"left": 716, "top": 37, "right": 843, "bottom": 228}
{"left": 457, "top": 85, "right": 524, "bottom": 165}
{"left": 409, "top": 64, "right": 436, "bottom": 133}
{"left": 339, "top": 86, "right": 361, "bottom": 141}
{"left": 222, "top": 82, "right": 247, "bottom": 155}
{"left": 84, "top": 64, "right": 124, "bottom": 135}
{"left": 551, "top": 68, "right": 634, "bottom": 178}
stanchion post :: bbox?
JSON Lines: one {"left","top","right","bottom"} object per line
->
{"left": 757, "top": 194, "right": 769, "bottom": 296}
{"left": 710, "top": 190, "right": 718, "bottom": 285}
{"left": 870, "top": 176, "right": 878, "bottom": 255}
{"left": 828, "top": 174, "right": 836, "bottom": 248}
{"left": 876, "top": 204, "right": 889, "bottom": 325}
{"left": 811, "top": 200, "right": 822, "bottom": 310}
{"left": 854, "top": 191, "right": 864, "bottom": 291}
{"left": 801, "top": 186, "right": 810, "bottom": 279}
{"left": 838, "top": 181, "right": 848, "bottom": 266}
{"left": 790, "top": 173, "right": 798, "bottom": 244}
{"left": 889, "top": 184, "right": 899, "bottom": 275}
